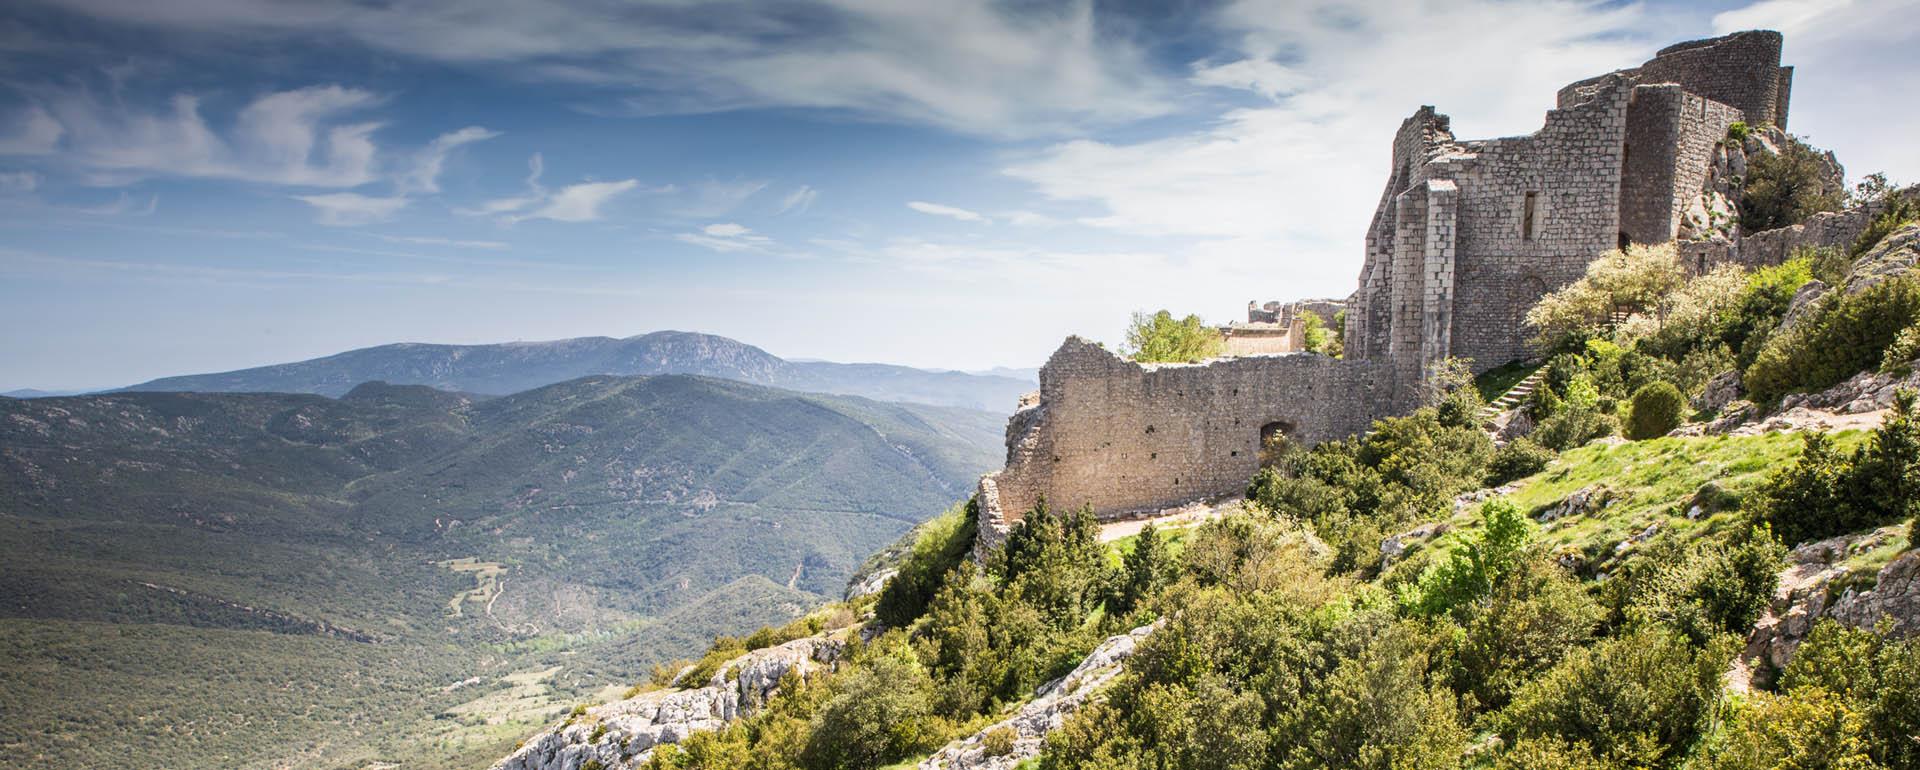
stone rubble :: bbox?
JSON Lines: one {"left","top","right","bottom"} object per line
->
{"left": 1736, "top": 528, "right": 1915, "bottom": 690}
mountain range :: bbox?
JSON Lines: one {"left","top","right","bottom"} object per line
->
{"left": 113, "top": 330, "right": 1035, "bottom": 413}
{"left": 0, "top": 375, "right": 1001, "bottom": 770}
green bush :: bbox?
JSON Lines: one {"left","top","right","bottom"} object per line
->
{"left": 1718, "top": 257, "right": 1814, "bottom": 368}
{"left": 1532, "top": 406, "right": 1618, "bottom": 452}
{"left": 1452, "top": 555, "right": 1602, "bottom": 713}
{"left": 1726, "top": 121, "right": 1750, "bottom": 142}
{"left": 1486, "top": 438, "right": 1555, "bottom": 486}
{"left": 874, "top": 500, "right": 978, "bottom": 628}
{"left": 1498, "top": 626, "right": 1731, "bottom": 767}
{"left": 1849, "top": 190, "right": 1919, "bottom": 258}
{"left": 1740, "top": 135, "right": 1844, "bottom": 232}
{"left": 1745, "top": 277, "right": 1920, "bottom": 404}
{"left": 1883, "top": 324, "right": 1920, "bottom": 374}
{"left": 1625, "top": 381, "right": 1687, "bottom": 440}
{"left": 1124, "top": 310, "right": 1224, "bottom": 363}
{"left": 1779, "top": 621, "right": 1920, "bottom": 770}
{"left": 1399, "top": 499, "right": 1533, "bottom": 621}
{"left": 800, "top": 650, "right": 942, "bottom": 770}
{"left": 1747, "top": 392, "right": 1920, "bottom": 545}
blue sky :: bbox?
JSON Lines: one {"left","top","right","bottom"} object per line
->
{"left": 2, "top": 0, "right": 1917, "bottom": 390}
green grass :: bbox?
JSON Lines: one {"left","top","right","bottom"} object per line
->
{"left": 1418, "top": 431, "right": 1870, "bottom": 572}
{"left": 1475, "top": 361, "right": 1539, "bottom": 403}
{"left": 1103, "top": 524, "right": 1195, "bottom": 568}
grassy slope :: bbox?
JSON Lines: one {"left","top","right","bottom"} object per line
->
{"left": 0, "top": 376, "right": 999, "bottom": 770}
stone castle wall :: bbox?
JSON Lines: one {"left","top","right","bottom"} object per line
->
{"left": 981, "top": 339, "right": 1398, "bottom": 534}
{"left": 976, "top": 31, "right": 1799, "bottom": 533}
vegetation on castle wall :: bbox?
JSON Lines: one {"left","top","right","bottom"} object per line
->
{"left": 1123, "top": 310, "right": 1224, "bottom": 363}
{"left": 1740, "top": 134, "right": 1844, "bottom": 232}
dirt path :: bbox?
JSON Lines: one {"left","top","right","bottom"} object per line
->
{"left": 1097, "top": 498, "right": 1241, "bottom": 543}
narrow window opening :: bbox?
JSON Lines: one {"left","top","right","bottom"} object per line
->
{"left": 1522, "top": 191, "right": 1539, "bottom": 240}
{"left": 1618, "top": 231, "right": 1632, "bottom": 250}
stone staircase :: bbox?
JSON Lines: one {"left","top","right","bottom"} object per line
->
{"left": 1479, "top": 368, "right": 1545, "bottom": 439}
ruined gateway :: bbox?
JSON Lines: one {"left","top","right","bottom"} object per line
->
{"left": 976, "top": 30, "right": 1807, "bottom": 547}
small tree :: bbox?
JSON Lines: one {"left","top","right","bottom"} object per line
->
{"left": 1526, "top": 243, "right": 1687, "bottom": 356}
{"left": 1741, "top": 135, "right": 1844, "bottom": 232}
{"left": 1626, "top": 381, "right": 1687, "bottom": 440}
{"left": 1124, "top": 310, "right": 1225, "bottom": 363}
{"left": 1114, "top": 523, "right": 1175, "bottom": 614}
{"left": 1298, "top": 309, "right": 1332, "bottom": 354}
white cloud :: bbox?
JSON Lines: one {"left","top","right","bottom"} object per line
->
{"left": 1001, "top": 0, "right": 1654, "bottom": 299}
{"left": 1712, "top": 0, "right": 1920, "bottom": 184}
{"left": 519, "top": 179, "right": 638, "bottom": 223}
{"left": 295, "top": 192, "right": 409, "bottom": 225}
{"left": 0, "top": 106, "right": 62, "bottom": 154}
{"left": 397, "top": 126, "right": 500, "bottom": 194}
{"left": 907, "top": 200, "right": 990, "bottom": 223}
{"left": 676, "top": 222, "right": 773, "bottom": 252}
{"left": 34, "top": 0, "right": 1169, "bottom": 137}
{"left": 776, "top": 185, "right": 818, "bottom": 214}
{"left": 73, "top": 191, "right": 158, "bottom": 216}
{"left": 1189, "top": 58, "right": 1307, "bottom": 99}
{"left": 0, "top": 170, "right": 39, "bottom": 194}
{"left": 9, "top": 85, "right": 384, "bottom": 187}
{"left": 375, "top": 234, "right": 509, "bottom": 250}
{"left": 678, "top": 179, "right": 766, "bottom": 218}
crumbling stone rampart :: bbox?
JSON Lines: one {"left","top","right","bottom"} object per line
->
{"left": 978, "top": 30, "right": 1802, "bottom": 533}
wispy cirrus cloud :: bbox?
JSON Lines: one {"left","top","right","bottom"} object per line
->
{"left": 294, "top": 192, "right": 409, "bottom": 226}
{"left": 396, "top": 126, "right": 500, "bottom": 195}
{"left": 776, "top": 185, "right": 818, "bottom": 215}
{"left": 373, "top": 234, "right": 509, "bottom": 250}
{"left": 28, "top": 0, "right": 1170, "bottom": 138}
{"left": 907, "top": 200, "right": 989, "bottom": 223}
{"left": 8, "top": 85, "right": 387, "bottom": 187}
{"left": 459, "top": 152, "right": 650, "bottom": 224}
{"left": 676, "top": 222, "right": 775, "bottom": 252}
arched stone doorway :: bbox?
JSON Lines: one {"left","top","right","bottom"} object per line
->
{"left": 1258, "top": 420, "right": 1296, "bottom": 468}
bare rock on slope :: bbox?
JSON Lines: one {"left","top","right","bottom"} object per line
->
{"left": 491, "top": 636, "right": 843, "bottom": 770}
{"left": 919, "top": 623, "right": 1158, "bottom": 770}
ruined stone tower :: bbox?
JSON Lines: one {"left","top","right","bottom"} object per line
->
{"left": 1344, "top": 30, "right": 1793, "bottom": 380}
{"left": 975, "top": 31, "right": 1798, "bottom": 547}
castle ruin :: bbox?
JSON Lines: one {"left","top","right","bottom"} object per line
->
{"left": 975, "top": 31, "right": 1810, "bottom": 549}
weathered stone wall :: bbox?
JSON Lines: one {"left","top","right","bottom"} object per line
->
{"left": 1620, "top": 85, "right": 1745, "bottom": 246}
{"left": 1638, "top": 30, "right": 1789, "bottom": 128}
{"left": 979, "top": 339, "right": 1398, "bottom": 527}
{"left": 1681, "top": 205, "right": 1880, "bottom": 271}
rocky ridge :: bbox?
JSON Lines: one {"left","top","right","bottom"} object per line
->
{"left": 490, "top": 636, "right": 844, "bottom": 770}
{"left": 918, "top": 623, "right": 1157, "bottom": 770}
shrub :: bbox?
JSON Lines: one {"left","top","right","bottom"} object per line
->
{"left": 1849, "top": 188, "right": 1919, "bottom": 258}
{"left": 1883, "top": 324, "right": 1920, "bottom": 374}
{"left": 1124, "top": 310, "right": 1224, "bottom": 363}
{"left": 1400, "top": 499, "right": 1533, "bottom": 620}
{"left": 1486, "top": 438, "right": 1554, "bottom": 486}
{"left": 1748, "top": 392, "right": 1920, "bottom": 544}
{"left": 1299, "top": 309, "right": 1334, "bottom": 354}
{"left": 1453, "top": 555, "right": 1602, "bottom": 713}
{"left": 1726, "top": 121, "right": 1750, "bottom": 142}
{"left": 1626, "top": 381, "right": 1687, "bottom": 439}
{"left": 1740, "top": 135, "right": 1844, "bottom": 232}
{"left": 1693, "top": 690, "right": 1878, "bottom": 770}
{"left": 1745, "top": 276, "right": 1920, "bottom": 404}
{"left": 800, "top": 650, "right": 942, "bottom": 770}
{"left": 875, "top": 500, "right": 978, "bottom": 628}
{"left": 1526, "top": 244, "right": 1687, "bottom": 356}
{"left": 1113, "top": 523, "right": 1175, "bottom": 614}
{"left": 980, "top": 726, "right": 1017, "bottom": 757}
{"left": 1532, "top": 406, "right": 1617, "bottom": 452}
{"left": 1719, "top": 257, "right": 1814, "bottom": 368}
{"left": 1780, "top": 621, "right": 1920, "bottom": 770}
{"left": 1498, "top": 625, "right": 1731, "bottom": 767}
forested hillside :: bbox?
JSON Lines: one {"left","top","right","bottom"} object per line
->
{"left": 0, "top": 376, "right": 1001, "bottom": 770}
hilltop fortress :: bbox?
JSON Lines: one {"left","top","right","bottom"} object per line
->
{"left": 977, "top": 31, "right": 1865, "bottom": 548}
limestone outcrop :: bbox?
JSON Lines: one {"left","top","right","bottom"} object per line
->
{"left": 1739, "top": 528, "right": 1918, "bottom": 686}
{"left": 490, "top": 636, "right": 843, "bottom": 770}
{"left": 919, "top": 623, "right": 1157, "bottom": 770}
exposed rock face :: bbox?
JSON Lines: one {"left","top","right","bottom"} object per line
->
{"left": 491, "top": 636, "right": 843, "bottom": 770}
{"left": 1694, "top": 370, "right": 1745, "bottom": 414}
{"left": 919, "top": 623, "right": 1157, "bottom": 770}
{"left": 1779, "top": 366, "right": 1920, "bottom": 414}
{"left": 1541, "top": 484, "right": 1615, "bottom": 523}
{"left": 1778, "top": 279, "right": 1828, "bottom": 333}
{"left": 1844, "top": 222, "right": 1920, "bottom": 295}
{"left": 1740, "top": 529, "right": 1916, "bottom": 683}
